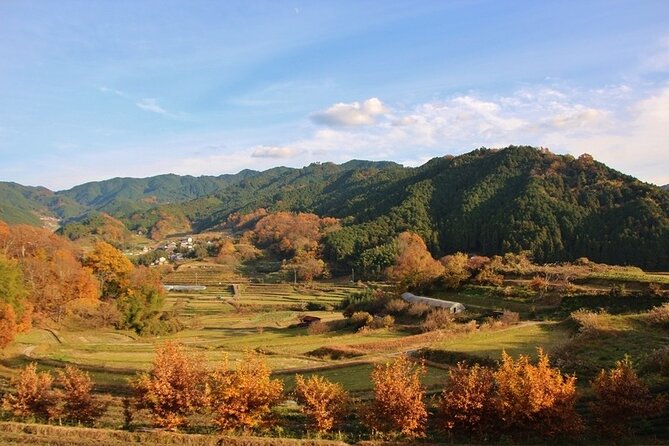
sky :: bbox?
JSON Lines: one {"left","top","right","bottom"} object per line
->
{"left": 1, "top": 0, "right": 668, "bottom": 190}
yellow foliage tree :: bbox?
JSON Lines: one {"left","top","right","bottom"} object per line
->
{"left": 133, "top": 342, "right": 209, "bottom": 430}
{"left": 85, "top": 241, "right": 133, "bottom": 299}
{"left": 209, "top": 351, "right": 283, "bottom": 431}
{"left": 294, "top": 374, "right": 349, "bottom": 432}
{"left": 363, "top": 356, "right": 427, "bottom": 438}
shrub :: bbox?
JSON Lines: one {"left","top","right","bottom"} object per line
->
{"left": 438, "top": 363, "right": 496, "bottom": 436}
{"left": 570, "top": 308, "right": 609, "bottom": 336}
{"left": 133, "top": 342, "right": 209, "bottom": 430}
{"left": 307, "top": 320, "right": 330, "bottom": 335}
{"left": 407, "top": 302, "right": 431, "bottom": 318}
{"left": 647, "top": 302, "right": 669, "bottom": 326}
{"left": 494, "top": 349, "right": 582, "bottom": 437}
{"left": 369, "top": 315, "right": 395, "bottom": 329}
{"left": 362, "top": 356, "right": 427, "bottom": 438}
{"left": 384, "top": 298, "right": 409, "bottom": 315}
{"left": 306, "top": 301, "right": 330, "bottom": 311}
{"left": 499, "top": 310, "right": 520, "bottom": 326}
{"left": 421, "top": 308, "right": 453, "bottom": 332}
{"left": 642, "top": 346, "right": 669, "bottom": 376}
{"left": 294, "top": 375, "right": 349, "bottom": 432}
{"left": 2, "top": 363, "right": 58, "bottom": 421}
{"left": 57, "top": 365, "right": 108, "bottom": 425}
{"left": 349, "top": 311, "right": 373, "bottom": 329}
{"left": 590, "top": 356, "right": 666, "bottom": 437}
{"left": 209, "top": 351, "right": 283, "bottom": 431}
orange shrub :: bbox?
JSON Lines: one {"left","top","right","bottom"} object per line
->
{"left": 294, "top": 375, "right": 349, "bottom": 432}
{"left": 590, "top": 356, "right": 666, "bottom": 437}
{"left": 133, "top": 342, "right": 209, "bottom": 430}
{"left": 494, "top": 349, "right": 582, "bottom": 437}
{"left": 2, "top": 363, "right": 58, "bottom": 421}
{"left": 438, "top": 363, "right": 496, "bottom": 435}
{"left": 363, "top": 356, "right": 427, "bottom": 438}
{"left": 58, "top": 365, "right": 108, "bottom": 425}
{"left": 209, "top": 351, "right": 283, "bottom": 431}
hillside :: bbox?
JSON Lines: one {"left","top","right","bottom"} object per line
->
{"left": 1, "top": 147, "right": 667, "bottom": 269}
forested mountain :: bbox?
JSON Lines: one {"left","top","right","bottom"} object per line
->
{"left": 0, "top": 182, "right": 85, "bottom": 225}
{"left": 1, "top": 147, "right": 667, "bottom": 269}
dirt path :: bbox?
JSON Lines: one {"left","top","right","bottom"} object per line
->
{"left": 21, "top": 345, "right": 36, "bottom": 357}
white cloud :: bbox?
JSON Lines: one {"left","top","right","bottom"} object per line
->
{"left": 311, "top": 97, "right": 387, "bottom": 126}
{"left": 251, "top": 145, "right": 298, "bottom": 158}
{"left": 98, "top": 86, "right": 128, "bottom": 98}
{"left": 136, "top": 98, "right": 170, "bottom": 115}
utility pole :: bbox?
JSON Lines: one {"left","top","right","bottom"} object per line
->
{"left": 293, "top": 268, "right": 297, "bottom": 285}
{"left": 351, "top": 268, "right": 355, "bottom": 283}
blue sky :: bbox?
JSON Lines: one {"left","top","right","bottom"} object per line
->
{"left": 1, "top": 0, "right": 668, "bottom": 189}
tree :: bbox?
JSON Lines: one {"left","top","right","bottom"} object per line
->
{"left": 363, "top": 356, "right": 427, "bottom": 438}
{"left": 133, "top": 342, "right": 209, "bottom": 430}
{"left": 494, "top": 349, "right": 581, "bottom": 437}
{"left": 281, "top": 249, "right": 328, "bottom": 282}
{"left": 385, "top": 232, "right": 444, "bottom": 290}
{"left": 209, "top": 351, "right": 283, "bottom": 431}
{"left": 2, "top": 363, "right": 58, "bottom": 421}
{"left": 85, "top": 241, "right": 133, "bottom": 299}
{"left": 438, "top": 363, "right": 497, "bottom": 436}
{"left": 590, "top": 356, "right": 666, "bottom": 437}
{"left": 0, "top": 255, "right": 26, "bottom": 347}
{"left": 57, "top": 365, "right": 108, "bottom": 425}
{"left": 294, "top": 374, "right": 349, "bottom": 432}
{"left": 440, "top": 252, "right": 470, "bottom": 288}
{"left": 116, "top": 266, "right": 170, "bottom": 335}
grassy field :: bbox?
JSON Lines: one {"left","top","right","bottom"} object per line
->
{"left": 1, "top": 258, "right": 668, "bottom": 443}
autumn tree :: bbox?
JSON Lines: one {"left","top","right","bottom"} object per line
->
{"left": 294, "top": 374, "right": 349, "bottom": 432}
{"left": 133, "top": 342, "right": 209, "bottom": 430}
{"left": 57, "top": 365, "right": 108, "bottom": 425}
{"left": 590, "top": 356, "right": 666, "bottom": 437}
{"left": 440, "top": 252, "right": 470, "bottom": 289}
{"left": 281, "top": 249, "right": 328, "bottom": 282}
{"left": 385, "top": 232, "right": 444, "bottom": 290}
{"left": 116, "top": 266, "right": 172, "bottom": 335}
{"left": 494, "top": 349, "right": 582, "bottom": 437}
{"left": 209, "top": 351, "right": 283, "bottom": 431}
{"left": 363, "top": 356, "right": 427, "bottom": 438}
{"left": 0, "top": 255, "right": 27, "bottom": 347}
{"left": 252, "top": 212, "right": 338, "bottom": 256}
{"left": 438, "top": 363, "right": 497, "bottom": 436}
{"left": 85, "top": 241, "right": 133, "bottom": 299}
{"left": 2, "top": 363, "right": 58, "bottom": 421}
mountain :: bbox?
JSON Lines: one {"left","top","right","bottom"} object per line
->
{"left": 662, "top": 184, "right": 669, "bottom": 191}
{"left": 0, "top": 182, "right": 86, "bottom": 226}
{"left": 1, "top": 148, "right": 667, "bottom": 269}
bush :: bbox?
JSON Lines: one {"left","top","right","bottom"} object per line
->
{"left": 294, "top": 375, "right": 349, "bottom": 432}
{"left": 349, "top": 311, "right": 373, "bottom": 329}
{"left": 421, "top": 308, "right": 453, "bottom": 332}
{"left": 57, "top": 366, "right": 108, "bottom": 425}
{"left": 570, "top": 309, "right": 609, "bottom": 336}
{"left": 407, "top": 302, "right": 431, "bottom": 318}
{"left": 369, "top": 315, "right": 395, "bottom": 329}
{"left": 384, "top": 298, "right": 409, "bottom": 315}
{"left": 362, "top": 356, "right": 427, "bottom": 438}
{"left": 209, "top": 351, "right": 283, "bottom": 431}
{"left": 2, "top": 363, "right": 58, "bottom": 421}
{"left": 499, "top": 310, "right": 520, "bottom": 326}
{"left": 647, "top": 302, "right": 669, "bottom": 326}
{"left": 305, "top": 301, "right": 331, "bottom": 311}
{"left": 133, "top": 342, "right": 209, "bottom": 430}
{"left": 306, "top": 320, "right": 330, "bottom": 335}
{"left": 590, "top": 356, "right": 666, "bottom": 437}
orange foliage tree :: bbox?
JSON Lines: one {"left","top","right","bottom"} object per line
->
{"left": 0, "top": 225, "right": 98, "bottom": 323}
{"left": 85, "top": 241, "right": 133, "bottom": 299}
{"left": 209, "top": 351, "right": 283, "bottom": 431}
{"left": 133, "top": 342, "right": 209, "bottom": 430}
{"left": 363, "top": 356, "right": 427, "bottom": 438}
{"left": 386, "top": 232, "right": 444, "bottom": 290}
{"left": 2, "top": 363, "right": 58, "bottom": 421}
{"left": 0, "top": 255, "right": 27, "bottom": 347}
{"left": 252, "top": 212, "right": 338, "bottom": 256}
{"left": 294, "top": 374, "right": 349, "bottom": 432}
{"left": 438, "top": 363, "right": 497, "bottom": 436}
{"left": 57, "top": 365, "right": 108, "bottom": 425}
{"left": 590, "top": 356, "right": 666, "bottom": 437}
{"left": 494, "top": 349, "right": 582, "bottom": 437}
{"left": 281, "top": 249, "right": 329, "bottom": 282}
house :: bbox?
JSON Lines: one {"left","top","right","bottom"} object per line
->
{"left": 401, "top": 292, "right": 466, "bottom": 314}
{"left": 297, "top": 315, "right": 322, "bottom": 327}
